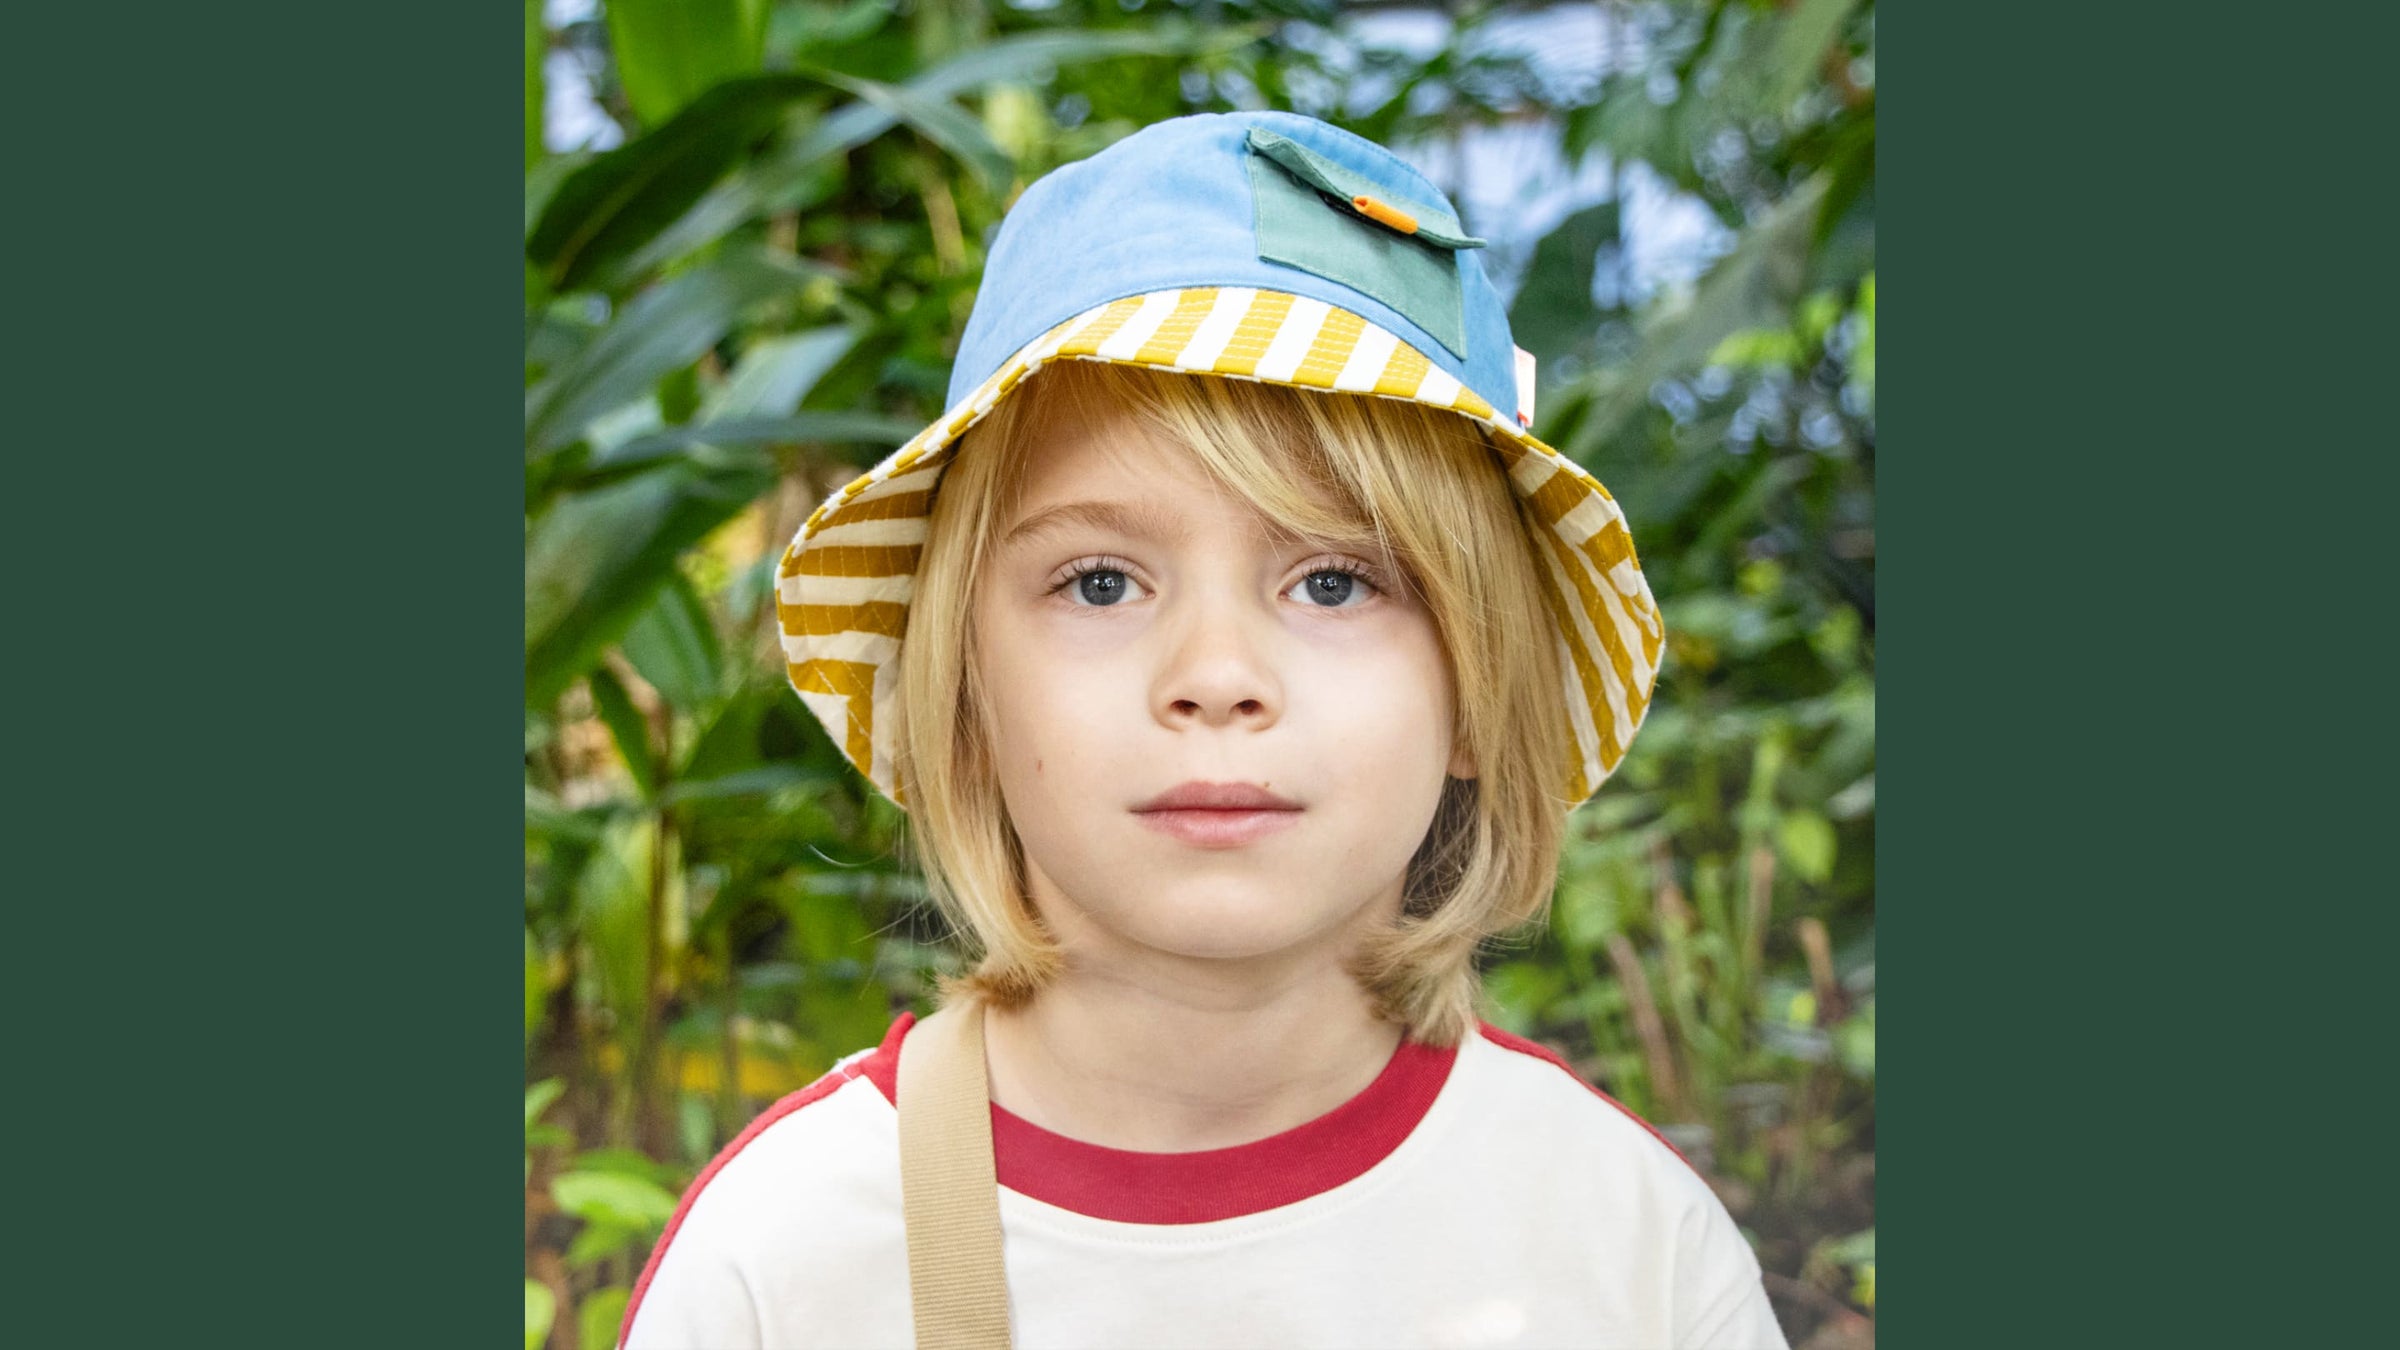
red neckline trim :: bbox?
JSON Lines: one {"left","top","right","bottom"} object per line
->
{"left": 861, "top": 1010, "right": 1457, "bottom": 1224}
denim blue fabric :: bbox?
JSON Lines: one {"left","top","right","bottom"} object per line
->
{"left": 948, "top": 111, "right": 1520, "bottom": 420}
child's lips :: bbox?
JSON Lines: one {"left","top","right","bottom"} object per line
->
{"left": 1132, "top": 807, "right": 1303, "bottom": 849}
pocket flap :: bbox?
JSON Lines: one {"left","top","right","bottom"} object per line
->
{"left": 1246, "top": 128, "right": 1486, "bottom": 250}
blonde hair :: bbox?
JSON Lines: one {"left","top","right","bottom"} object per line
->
{"left": 892, "top": 359, "right": 1570, "bottom": 1047}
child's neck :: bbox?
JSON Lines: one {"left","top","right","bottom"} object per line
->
{"left": 979, "top": 937, "right": 1407, "bottom": 1154}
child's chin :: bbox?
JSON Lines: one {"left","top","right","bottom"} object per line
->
{"left": 1124, "top": 896, "right": 1355, "bottom": 963}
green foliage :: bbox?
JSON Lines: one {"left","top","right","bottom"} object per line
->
{"left": 606, "top": 0, "right": 770, "bottom": 128}
{"left": 525, "top": 4, "right": 1874, "bottom": 1345}
{"left": 554, "top": 1164, "right": 681, "bottom": 1268}
{"left": 528, "top": 75, "right": 827, "bottom": 293}
{"left": 579, "top": 1286, "right": 636, "bottom": 1350}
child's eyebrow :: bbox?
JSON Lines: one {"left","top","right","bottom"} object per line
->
{"left": 1000, "top": 499, "right": 1190, "bottom": 551}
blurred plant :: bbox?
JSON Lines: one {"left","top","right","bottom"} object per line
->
{"left": 525, "top": 3, "right": 1873, "bottom": 1346}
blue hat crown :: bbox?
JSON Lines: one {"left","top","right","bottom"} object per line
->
{"left": 951, "top": 111, "right": 1521, "bottom": 420}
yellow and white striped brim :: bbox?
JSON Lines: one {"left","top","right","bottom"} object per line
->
{"left": 776, "top": 286, "right": 1663, "bottom": 810}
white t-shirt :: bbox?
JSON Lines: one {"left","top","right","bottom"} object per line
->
{"left": 620, "top": 1014, "right": 1788, "bottom": 1349}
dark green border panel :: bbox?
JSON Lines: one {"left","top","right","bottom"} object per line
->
{"left": 17, "top": 2, "right": 520, "bottom": 1344}
{"left": 1891, "top": 4, "right": 2388, "bottom": 1344}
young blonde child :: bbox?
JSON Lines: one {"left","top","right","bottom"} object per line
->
{"left": 621, "top": 110, "right": 1787, "bottom": 1350}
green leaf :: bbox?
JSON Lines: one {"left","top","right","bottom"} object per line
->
{"left": 701, "top": 327, "right": 861, "bottom": 422}
{"left": 587, "top": 666, "right": 659, "bottom": 797}
{"left": 1850, "top": 272, "right": 1875, "bottom": 403}
{"left": 605, "top": 0, "right": 769, "bottom": 128}
{"left": 1483, "top": 961, "right": 1568, "bottom": 1034}
{"left": 554, "top": 1170, "right": 681, "bottom": 1231}
{"left": 565, "top": 1219, "right": 645, "bottom": 1270}
{"left": 574, "top": 817, "right": 675, "bottom": 1031}
{"left": 592, "top": 412, "right": 920, "bottom": 474}
{"left": 622, "top": 571, "right": 722, "bottom": 712}
{"left": 525, "top": 929, "right": 547, "bottom": 1044}
{"left": 569, "top": 1145, "right": 689, "bottom": 1189}
{"left": 1776, "top": 810, "right": 1837, "bottom": 885}
{"left": 675, "top": 686, "right": 775, "bottom": 780}
{"left": 903, "top": 25, "right": 1259, "bottom": 100}
{"left": 1507, "top": 202, "right": 1619, "bottom": 367}
{"left": 803, "top": 68, "right": 1016, "bottom": 198}
{"left": 749, "top": 24, "right": 1261, "bottom": 215}
{"left": 1759, "top": 0, "right": 1863, "bottom": 118}
{"left": 526, "top": 75, "right": 823, "bottom": 293}
{"left": 524, "top": 1279, "right": 555, "bottom": 1350}
{"left": 1564, "top": 174, "right": 1830, "bottom": 458}
{"left": 1552, "top": 875, "right": 1619, "bottom": 955}
{"left": 578, "top": 1287, "right": 634, "bottom": 1350}
{"left": 525, "top": 454, "right": 773, "bottom": 708}
{"left": 563, "top": 1217, "right": 634, "bottom": 1270}
{"left": 770, "top": 0, "right": 892, "bottom": 59}
{"left": 525, "top": 250, "right": 821, "bottom": 455}
{"left": 657, "top": 764, "right": 834, "bottom": 806}
{"left": 525, "top": 1077, "right": 565, "bottom": 1130}
{"left": 1704, "top": 327, "right": 1804, "bottom": 370}
{"left": 1836, "top": 1001, "right": 1875, "bottom": 1080}
{"left": 1818, "top": 1226, "right": 1875, "bottom": 1267}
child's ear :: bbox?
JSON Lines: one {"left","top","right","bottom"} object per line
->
{"left": 1446, "top": 739, "right": 1478, "bottom": 781}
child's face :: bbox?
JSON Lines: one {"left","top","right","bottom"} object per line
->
{"left": 970, "top": 387, "right": 1475, "bottom": 974}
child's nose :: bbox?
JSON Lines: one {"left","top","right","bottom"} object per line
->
{"left": 1154, "top": 605, "right": 1284, "bottom": 729}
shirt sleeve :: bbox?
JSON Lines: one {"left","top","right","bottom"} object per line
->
{"left": 617, "top": 1231, "right": 762, "bottom": 1350}
{"left": 1675, "top": 1188, "right": 1791, "bottom": 1350}
{"left": 1684, "top": 1277, "right": 1790, "bottom": 1350}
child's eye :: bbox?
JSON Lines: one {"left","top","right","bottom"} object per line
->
{"left": 1048, "top": 558, "right": 1151, "bottom": 608}
{"left": 1283, "top": 559, "right": 1384, "bottom": 610}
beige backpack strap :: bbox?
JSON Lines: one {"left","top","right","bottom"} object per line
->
{"left": 896, "top": 1002, "right": 1014, "bottom": 1349}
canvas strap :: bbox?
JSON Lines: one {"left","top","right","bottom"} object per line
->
{"left": 896, "top": 1002, "right": 1014, "bottom": 1349}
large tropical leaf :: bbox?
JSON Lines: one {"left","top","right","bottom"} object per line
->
{"left": 587, "top": 665, "right": 659, "bottom": 796}
{"left": 525, "top": 453, "right": 773, "bottom": 707}
{"left": 1507, "top": 201, "right": 1621, "bottom": 377}
{"left": 526, "top": 75, "right": 822, "bottom": 293}
{"left": 700, "top": 326, "right": 862, "bottom": 422}
{"left": 524, "top": 249, "right": 824, "bottom": 457}
{"left": 586, "top": 413, "right": 921, "bottom": 477}
{"left": 605, "top": 0, "right": 768, "bottom": 128}
{"left": 621, "top": 571, "right": 722, "bottom": 714}
{"left": 803, "top": 69, "right": 1017, "bottom": 198}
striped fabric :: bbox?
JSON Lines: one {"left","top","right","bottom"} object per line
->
{"left": 777, "top": 287, "right": 1663, "bottom": 810}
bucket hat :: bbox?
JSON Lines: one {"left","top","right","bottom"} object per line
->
{"left": 776, "top": 111, "right": 1662, "bottom": 810}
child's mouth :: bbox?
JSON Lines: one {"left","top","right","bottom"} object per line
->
{"left": 1131, "top": 807, "right": 1303, "bottom": 849}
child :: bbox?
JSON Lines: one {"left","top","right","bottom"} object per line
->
{"left": 621, "top": 110, "right": 1788, "bottom": 1350}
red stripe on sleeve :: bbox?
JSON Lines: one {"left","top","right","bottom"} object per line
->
{"left": 1475, "top": 1022, "right": 1703, "bottom": 1177}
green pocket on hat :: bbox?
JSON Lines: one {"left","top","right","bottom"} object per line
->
{"left": 1245, "top": 128, "right": 1484, "bottom": 358}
